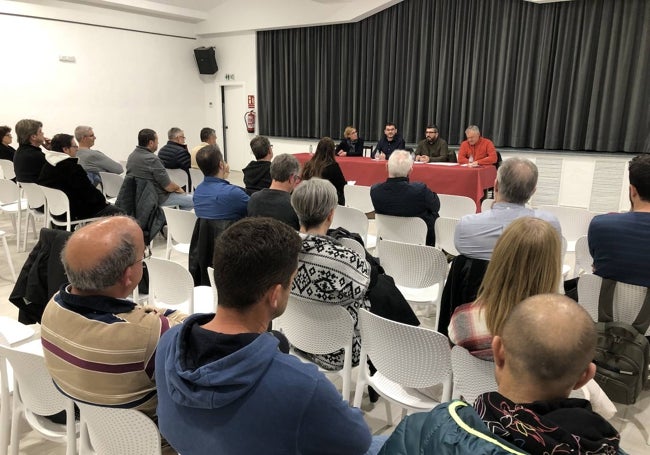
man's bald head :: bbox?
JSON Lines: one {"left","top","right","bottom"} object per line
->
{"left": 62, "top": 216, "right": 144, "bottom": 294}
{"left": 500, "top": 294, "right": 596, "bottom": 392}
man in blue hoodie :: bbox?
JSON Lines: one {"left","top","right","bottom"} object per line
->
{"left": 156, "top": 217, "right": 380, "bottom": 454}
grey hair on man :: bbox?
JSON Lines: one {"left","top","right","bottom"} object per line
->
{"left": 291, "top": 178, "right": 338, "bottom": 230}
{"left": 497, "top": 157, "right": 538, "bottom": 205}
{"left": 62, "top": 236, "right": 137, "bottom": 292}
{"left": 271, "top": 154, "right": 300, "bottom": 182}
{"left": 74, "top": 125, "right": 93, "bottom": 142}
{"left": 466, "top": 125, "right": 481, "bottom": 135}
{"left": 387, "top": 150, "right": 413, "bottom": 178}
{"left": 168, "top": 127, "right": 183, "bottom": 140}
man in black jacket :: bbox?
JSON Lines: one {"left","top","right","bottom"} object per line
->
{"left": 14, "top": 118, "right": 50, "bottom": 183}
{"left": 243, "top": 135, "right": 273, "bottom": 194}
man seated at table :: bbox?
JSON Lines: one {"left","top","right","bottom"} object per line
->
{"left": 371, "top": 150, "right": 440, "bottom": 246}
{"left": 457, "top": 125, "right": 497, "bottom": 167}
{"left": 415, "top": 125, "right": 450, "bottom": 162}
{"left": 372, "top": 122, "right": 405, "bottom": 160}
{"left": 379, "top": 294, "right": 623, "bottom": 454}
{"left": 454, "top": 157, "right": 561, "bottom": 260}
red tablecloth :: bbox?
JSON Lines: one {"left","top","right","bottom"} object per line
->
{"left": 294, "top": 153, "right": 496, "bottom": 211}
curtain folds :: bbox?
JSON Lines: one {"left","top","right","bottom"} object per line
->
{"left": 257, "top": 0, "right": 649, "bottom": 153}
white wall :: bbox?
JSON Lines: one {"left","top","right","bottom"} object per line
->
{"left": 0, "top": 7, "right": 206, "bottom": 161}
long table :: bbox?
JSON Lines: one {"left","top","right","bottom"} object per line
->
{"left": 294, "top": 153, "right": 496, "bottom": 211}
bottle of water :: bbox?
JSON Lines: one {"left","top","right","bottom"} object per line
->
{"left": 309, "top": 144, "right": 313, "bottom": 154}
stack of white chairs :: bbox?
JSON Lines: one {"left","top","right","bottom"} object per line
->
{"left": 276, "top": 295, "right": 355, "bottom": 402}
{"left": 353, "top": 309, "right": 452, "bottom": 425}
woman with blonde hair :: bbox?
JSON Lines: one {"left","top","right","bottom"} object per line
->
{"left": 335, "top": 126, "right": 364, "bottom": 157}
{"left": 448, "top": 216, "right": 561, "bottom": 360}
{"left": 302, "top": 137, "right": 347, "bottom": 205}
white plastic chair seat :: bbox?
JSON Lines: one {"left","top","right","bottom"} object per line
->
{"left": 371, "top": 372, "right": 443, "bottom": 411}
{"left": 0, "top": 318, "right": 35, "bottom": 346}
{"left": 395, "top": 284, "right": 441, "bottom": 303}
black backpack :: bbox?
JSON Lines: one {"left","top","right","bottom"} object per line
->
{"left": 593, "top": 278, "right": 650, "bottom": 404}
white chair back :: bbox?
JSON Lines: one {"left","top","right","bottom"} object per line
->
{"left": 161, "top": 207, "right": 196, "bottom": 259}
{"left": 189, "top": 168, "right": 204, "bottom": 191}
{"left": 450, "top": 345, "right": 496, "bottom": 404}
{"left": 146, "top": 257, "right": 214, "bottom": 314}
{"left": 98, "top": 172, "right": 124, "bottom": 202}
{"left": 434, "top": 216, "right": 459, "bottom": 256}
{"left": 480, "top": 198, "right": 495, "bottom": 212}
{"left": 375, "top": 213, "right": 427, "bottom": 245}
{"left": 332, "top": 205, "right": 369, "bottom": 243}
{"left": 77, "top": 401, "right": 161, "bottom": 455}
{"left": 0, "top": 179, "right": 24, "bottom": 250}
{"left": 0, "top": 160, "right": 15, "bottom": 180}
{"left": 538, "top": 205, "right": 596, "bottom": 251}
{"left": 40, "top": 185, "right": 100, "bottom": 231}
{"left": 574, "top": 235, "right": 593, "bottom": 277}
{"left": 438, "top": 194, "right": 476, "bottom": 219}
{"left": 353, "top": 309, "right": 452, "bottom": 423}
{"left": 166, "top": 168, "right": 189, "bottom": 191}
{"left": 344, "top": 185, "right": 374, "bottom": 214}
{"left": 18, "top": 183, "right": 47, "bottom": 251}
{"left": 277, "top": 296, "right": 354, "bottom": 400}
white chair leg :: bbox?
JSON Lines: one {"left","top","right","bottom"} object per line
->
{"left": 0, "top": 360, "right": 11, "bottom": 454}
{"left": 65, "top": 399, "right": 76, "bottom": 455}
{"left": 9, "top": 381, "right": 21, "bottom": 455}
{"left": 1, "top": 234, "right": 16, "bottom": 282}
{"left": 384, "top": 400, "right": 392, "bottom": 427}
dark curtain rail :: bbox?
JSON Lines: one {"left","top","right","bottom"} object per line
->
{"left": 257, "top": 0, "right": 650, "bottom": 154}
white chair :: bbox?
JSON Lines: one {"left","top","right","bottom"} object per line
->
{"left": 438, "top": 194, "right": 476, "bottom": 219}
{"left": 77, "top": 401, "right": 161, "bottom": 455}
{"left": 450, "top": 345, "right": 496, "bottom": 404}
{"left": 376, "top": 239, "right": 448, "bottom": 328}
{"left": 578, "top": 274, "right": 650, "bottom": 335}
{"left": 0, "top": 339, "right": 76, "bottom": 455}
{"left": 353, "top": 309, "right": 452, "bottom": 425}
{"left": 434, "top": 216, "right": 460, "bottom": 256}
{"left": 189, "top": 168, "right": 204, "bottom": 191}
{"left": 344, "top": 185, "right": 374, "bottom": 214}
{"left": 276, "top": 295, "right": 355, "bottom": 401}
{"left": 146, "top": 257, "right": 215, "bottom": 314}
{"left": 98, "top": 172, "right": 124, "bottom": 204}
{"left": 18, "top": 182, "right": 47, "bottom": 251}
{"left": 161, "top": 206, "right": 196, "bottom": 259}
{"left": 538, "top": 205, "right": 596, "bottom": 251}
{"left": 0, "top": 160, "right": 15, "bottom": 180}
{"left": 574, "top": 235, "right": 593, "bottom": 277}
{"left": 375, "top": 214, "right": 427, "bottom": 245}
{"left": 166, "top": 168, "right": 189, "bottom": 192}
{"left": 480, "top": 198, "right": 495, "bottom": 213}
{"left": 0, "top": 179, "right": 25, "bottom": 250}
{"left": 0, "top": 318, "right": 36, "bottom": 452}
{"left": 332, "top": 205, "right": 376, "bottom": 249}
{"left": 39, "top": 185, "right": 101, "bottom": 231}
{"left": 0, "top": 231, "right": 16, "bottom": 282}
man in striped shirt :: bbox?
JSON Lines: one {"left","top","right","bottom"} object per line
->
{"left": 41, "top": 216, "right": 187, "bottom": 417}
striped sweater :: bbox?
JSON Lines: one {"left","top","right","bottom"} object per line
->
{"left": 41, "top": 285, "right": 187, "bottom": 417}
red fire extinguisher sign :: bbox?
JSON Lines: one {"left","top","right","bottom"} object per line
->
{"left": 248, "top": 95, "right": 255, "bottom": 109}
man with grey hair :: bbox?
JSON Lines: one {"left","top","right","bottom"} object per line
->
{"left": 40, "top": 216, "right": 187, "bottom": 418}
{"left": 158, "top": 126, "right": 191, "bottom": 172}
{"left": 248, "top": 153, "right": 301, "bottom": 229}
{"left": 74, "top": 125, "right": 123, "bottom": 186}
{"left": 370, "top": 150, "right": 440, "bottom": 246}
{"left": 457, "top": 125, "right": 497, "bottom": 167}
{"left": 455, "top": 157, "right": 561, "bottom": 260}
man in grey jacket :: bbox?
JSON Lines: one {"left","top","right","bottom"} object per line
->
{"left": 75, "top": 125, "right": 123, "bottom": 186}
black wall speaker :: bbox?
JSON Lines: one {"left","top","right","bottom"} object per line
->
{"left": 194, "top": 47, "right": 218, "bottom": 75}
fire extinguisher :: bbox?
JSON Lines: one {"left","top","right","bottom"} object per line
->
{"left": 244, "top": 110, "right": 256, "bottom": 133}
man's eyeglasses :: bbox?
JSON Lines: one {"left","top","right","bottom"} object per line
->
{"left": 134, "top": 247, "right": 152, "bottom": 264}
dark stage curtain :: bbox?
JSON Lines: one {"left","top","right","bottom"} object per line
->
{"left": 257, "top": 0, "right": 649, "bottom": 153}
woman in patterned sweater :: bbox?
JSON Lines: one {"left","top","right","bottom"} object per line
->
{"left": 290, "top": 178, "right": 370, "bottom": 371}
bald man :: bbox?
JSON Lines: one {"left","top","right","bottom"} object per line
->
{"left": 379, "top": 294, "right": 623, "bottom": 454}
{"left": 40, "top": 216, "right": 187, "bottom": 418}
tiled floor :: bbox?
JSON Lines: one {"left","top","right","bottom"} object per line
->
{"left": 0, "top": 171, "right": 647, "bottom": 453}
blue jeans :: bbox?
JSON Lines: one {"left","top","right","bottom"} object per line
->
{"left": 365, "top": 435, "right": 389, "bottom": 455}
{"left": 162, "top": 192, "right": 194, "bottom": 210}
